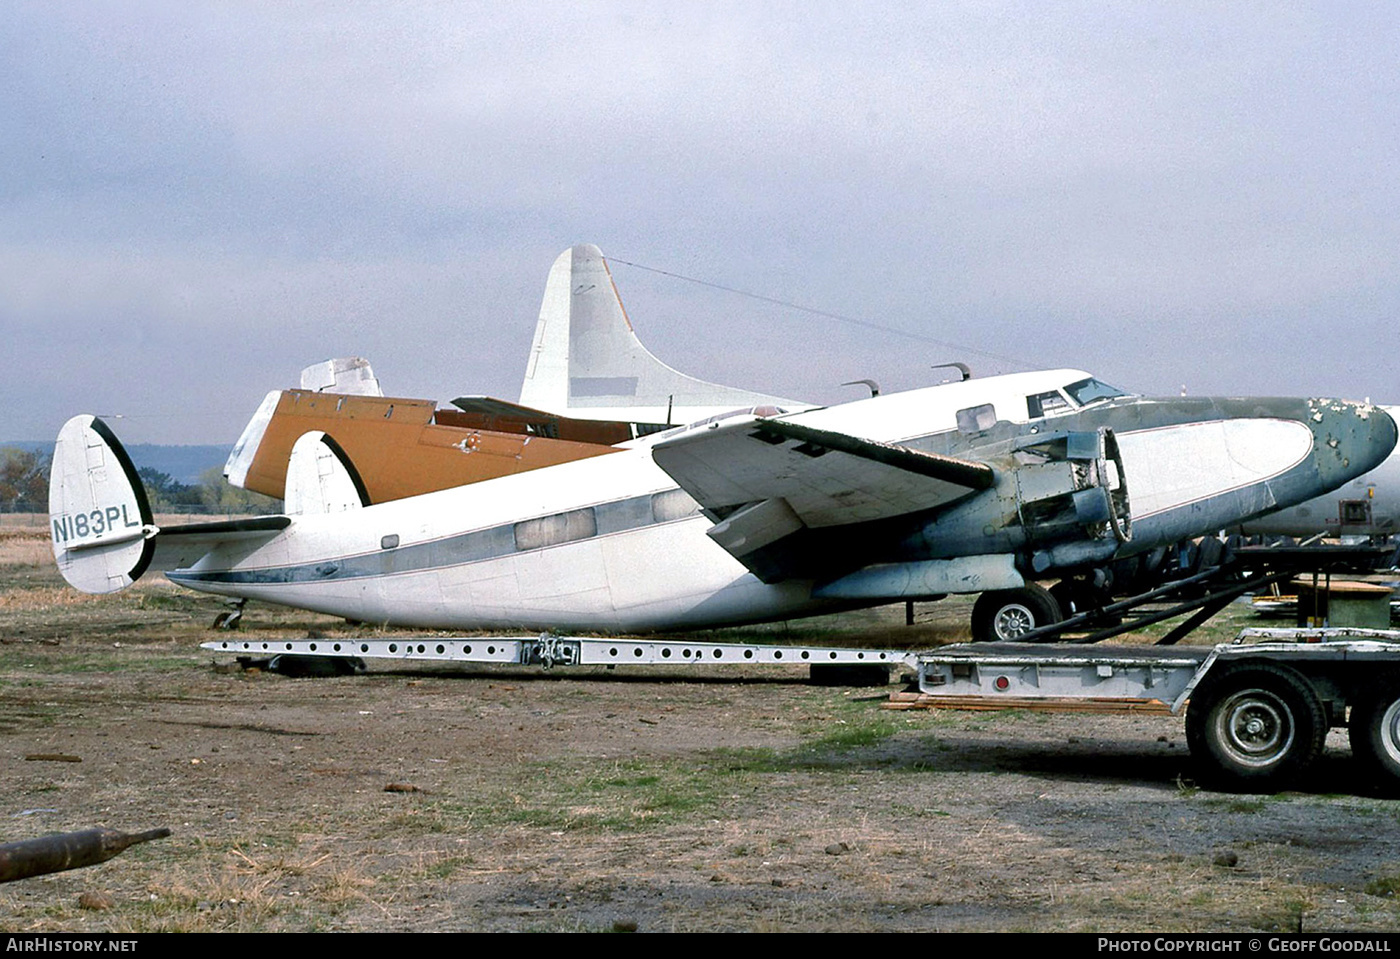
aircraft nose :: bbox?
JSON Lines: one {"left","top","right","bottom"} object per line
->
{"left": 1307, "top": 399, "right": 1397, "bottom": 485}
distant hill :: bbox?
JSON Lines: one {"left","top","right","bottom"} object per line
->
{"left": 1, "top": 441, "right": 230, "bottom": 486}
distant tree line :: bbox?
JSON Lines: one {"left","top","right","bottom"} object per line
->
{"left": 0, "top": 447, "right": 281, "bottom": 515}
{"left": 0, "top": 447, "right": 48, "bottom": 512}
{"left": 137, "top": 467, "right": 205, "bottom": 509}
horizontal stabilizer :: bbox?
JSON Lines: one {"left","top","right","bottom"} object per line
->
{"left": 49, "top": 416, "right": 155, "bottom": 594}
{"left": 450, "top": 395, "right": 566, "bottom": 421}
{"left": 651, "top": 413, "right": 994, "bottom": 529}
{"left": 147, "top": 517, "right": 293, "bottom": 572}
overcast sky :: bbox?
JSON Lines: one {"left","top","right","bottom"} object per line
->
{"left": 2, "top": 2, "right": 1397, "bottom": 445}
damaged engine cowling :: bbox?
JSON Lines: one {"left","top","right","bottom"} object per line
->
{"left": 821, "top": 426, "right": 1134, "bottom": 594}
{"left": 1012, "top": 427, "right": 1131, "bottom": 571}
{"left": 810, "top": 427, "right": 1133, "bottom": 601}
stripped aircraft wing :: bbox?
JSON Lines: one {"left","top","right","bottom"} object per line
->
{"left": 650, "top": 413, "right": 994, "bottom": 577}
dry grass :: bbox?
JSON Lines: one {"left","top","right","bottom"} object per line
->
{"left": 0, "top": 530, "right": 51, "bottom": 568}
{"left": 6, "top": 520, "right": 1400, "bottom": 932}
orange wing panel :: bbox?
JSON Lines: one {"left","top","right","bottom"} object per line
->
{"left": 242, "top": 391, "right": 617, "bottom": 504}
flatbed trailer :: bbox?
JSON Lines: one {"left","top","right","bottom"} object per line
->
{"left": 913, "top": 627, "right": 1400, "bottom": 791}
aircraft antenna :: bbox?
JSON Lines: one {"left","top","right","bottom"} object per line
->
{"left": 931, "top": 362, "right": 972, "bottom": 382}
{"left": 609, "top": 257, "right": 1037, "bottom": 370}
{"left": 841, "top": 379, "right": 880, "bottom": 397}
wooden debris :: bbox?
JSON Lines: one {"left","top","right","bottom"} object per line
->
{"left": 884, "top": 692, "right": 1172, "bottom": 714}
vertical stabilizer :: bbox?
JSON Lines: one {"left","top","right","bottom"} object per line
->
{"left": 519, "top": 244, "right": 804, "bottom": 426}
{"left": 284, "top": 431, "right": 371, "bottom": 515}
{"left": 49, "top": 415, "right": 155, "bottom": 594}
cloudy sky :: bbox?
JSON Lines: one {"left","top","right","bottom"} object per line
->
{"left": 2, "top": 2, "right": 1397, "bottom": 445}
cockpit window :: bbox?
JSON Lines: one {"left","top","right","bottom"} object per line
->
{"left": 1026, "top": 390, "right": 1072, "bottom": 419}
{"left": 1063, "top": 377, "right": 1127, "bottom": 406}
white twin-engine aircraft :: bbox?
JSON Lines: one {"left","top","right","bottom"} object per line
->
{"left": 47, "top": 246, "right": 1397, "bottom": 641}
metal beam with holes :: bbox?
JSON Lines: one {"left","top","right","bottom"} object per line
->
{"left": 201, "top": 635, "right": 917, "bottom": 670}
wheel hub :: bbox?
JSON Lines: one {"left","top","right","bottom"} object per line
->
{"left": 1381, "top": 699, "right": 1400, "bottom": 766}
{"left": 994, "top": 604, "right": 1036, "bottom": 639}
{"left": 1218, "top": 692, "right": 1294, "bottom": 767}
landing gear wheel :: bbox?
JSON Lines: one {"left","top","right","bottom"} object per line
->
{"left": 1349, "top": 681, "right": 1400, "bottom": 793}
{"left": 1185, "top": 664, "right": 1325, "bottom": 791}
{"left": 971, "top": 585, "right": 1063, "bottom": 643}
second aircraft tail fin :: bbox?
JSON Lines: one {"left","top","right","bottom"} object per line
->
{"left": 519, "top": 244, "right": 804, "bottom": 427}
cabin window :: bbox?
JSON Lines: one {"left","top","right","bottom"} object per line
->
{"left": 1027, "top": 391, "right": 1072, "bottom": 419}
{"left": 651, "top": 489, "right": 698, "bottom": 523}
{"left": 514, "top": 508, "right": 598, "bottom": 551}
{"left": 956, "top": 404, "right": 997, "bottom": 434}
{"left": 380, "top": 534, "right": 399, "bottom": 550}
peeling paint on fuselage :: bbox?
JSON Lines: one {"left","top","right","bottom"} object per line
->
{"left": 1238, "top": 405, "right": 1400, "bottom": 539}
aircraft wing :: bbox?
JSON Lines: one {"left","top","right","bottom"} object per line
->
{"left": 449, "top": 395, "right": 563, "bottom": 420}
{"left": 651, "top": 415, "right": 993, "bottom": 529}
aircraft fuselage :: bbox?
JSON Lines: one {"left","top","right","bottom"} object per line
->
{"left": 164, "top": 376, "right": 1397, "bottom": 633}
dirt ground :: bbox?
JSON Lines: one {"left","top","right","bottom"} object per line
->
{"left": 3, "top": 521, "right": 1400, "bottom": 933}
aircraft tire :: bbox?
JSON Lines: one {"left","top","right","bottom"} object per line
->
{"left": 1348, "top": 680, "right": 1400, "bottom": 793}
{"left": 971, "top": 585, "right": 1062, "bottom": 643}
{"left": 1048, "top": 579, "right": 1122, "bottom": 628}
{"left": 1185, "top": 664, "right": 1325, "bottom": 792}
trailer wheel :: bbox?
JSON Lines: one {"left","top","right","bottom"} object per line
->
{"left": 971, "top": 585, "right": 1062, "bottom": 643}
{"left": 1185, "top": 664, "right": 1326, "bottom": 791}
{"left": 1349, "top": 682, "right": 1400, "bottom": 791}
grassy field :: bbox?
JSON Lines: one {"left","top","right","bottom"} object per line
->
{"left": 4, "top": 518, "right": 1400, "bottom": 932}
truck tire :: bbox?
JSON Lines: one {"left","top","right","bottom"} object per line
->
{"left": 1349, "top": 681, "right": 1400, "bottom": 791}
{"left": 971, "top": 585, "right": 1062, "bottom": 643}
{"left": 1185, "top": 664, "right": 1326, "bottom": 791}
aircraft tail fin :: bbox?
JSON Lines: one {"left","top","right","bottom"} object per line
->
{"left": 284, "top": 431, "right": 371, "bottom": 514}
{"left": 49, "top": 416, "right": 156, "bottom": 594}
{"left": 519, "top": 244, "right": 804, "bottom": 426}
{"left": 51, "top": 416, "right": 296, "bottom": 593}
